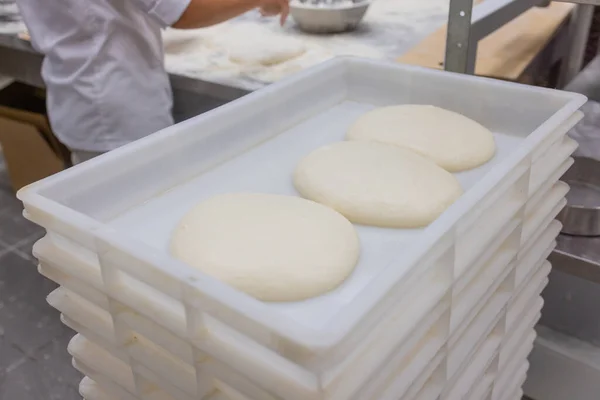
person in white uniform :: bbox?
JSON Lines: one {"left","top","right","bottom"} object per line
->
{"left": 16, "top": 0, "right": 289, "bottom": 164}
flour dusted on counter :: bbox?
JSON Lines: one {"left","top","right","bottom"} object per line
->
{"left": 163, "top": 23, "right": 381, "bottom": 86}
{"left": 163, "top": 0, "right": 449, "bottom": 89}
{"left": 164, "top": 23, "right": 330, "bottom": 86}
{"left": 229, "top": 38, "right": 306, "bottom": 66}
{"left": 209, "top": 23, "right": 307, "bottom": 66}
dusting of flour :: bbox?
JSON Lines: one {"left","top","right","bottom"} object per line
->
{"left": 163, "top": 0, "right": 449, "bottom": 89}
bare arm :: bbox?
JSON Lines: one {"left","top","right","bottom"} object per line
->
{"left": 173, "top": 0, "right": 289, "bottom": 29}
{"left": 127, "top": 0, "right": 287, "bottom": 29}
{"left": 173, "top": 0, "right": 257, "bottom": 28}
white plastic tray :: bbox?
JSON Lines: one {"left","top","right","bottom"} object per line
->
{"left": 447, "top": 242, "right": 553, "bottom": 385}
{"left": 69, "top": 336, "right": 137, "bottom": 396}
{"left": 45, "top": 244, "right": 549, "bottom": 400}
{"left": 49, "top": 264, "right": 450, "bottom": 400}
{"left": 18, "top": 59, "right": 584, "bottom": 397}
{"left": 447, "top": 275, "right": 510, "bottom": 381}
{"left": 413, "top": 361, "right": 447, "bottom": 400}
{"left": 498, "top": 296, "right": 543, "bottom": 373}
{"left": 494, "top": 352, "right": 532, "bottom": 400}
{"left": 443, "top": 317, "right": 503, "bottom": 400}
{"left": 18, "top": 58, "right": 584, "bottom": 346}
{"left": 466, "top": 365, "right": 495, "bottom": 400}
{"left": 70, "top": 336, "right": 185, "bottom": 400}
{"left": 494, "top": 363, "right": 529, "bottom": 400}
{"left": 72, "top": 304, "right": 539, "bottom": 400}
{"left": 35, "top": 169, "right": 565, "bottom": 400}
{"left": 39, "top": 238, "right": 451, "bottom": 400}
{"left": 79, "top": 377, "right": 231, "bottom": 400}
{"left": 500, "top": 309, "right": 540, "bottom": 371}
{"left": 52, "top": 279, "right": 450, "bottom": 400}
{"left": 449, "top": 198, "right": 560, "bottom": 349}
{"left": 80, "top": 377, "right": 115, "bottom": 400}
{"left": 508, "top": 262, "right": 551, "bottom": 330}
{"left": 36, "top": 184, "right": 558, "bottom": 396}
{"left": 56, "top": 249, "right": 547, "bottom": 400}
{"left": 57, "top": 299, "right": 200, "bottom": 400}
{"left": 36, "top": 201, "right": 561, "bottom": 400}
{"left": 516, "top": 220, "right": 561, "bottom": 289}
{"left": 452, "top": 138, "right": 571, "bottom": 305}
{"left": 526, "top": 138, "right": 577, "bottom": 217}
{"left": 37, "top": 192, "right": 562, "bottom": 400}
{"left": 451, "top": 224, "right": 519, "bottom": 334}
{"left": 450, "top": 321, "right": 534, "bottom": 400}
{"left": 521, "top": 182, "right": 568, "bottom": 254}
{"left": 404, "top": 350, "right": 447, "bottom": 400}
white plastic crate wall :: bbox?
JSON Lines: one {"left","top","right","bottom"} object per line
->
{"left": 17, "top": 59, "right": 586, "bottom": 400}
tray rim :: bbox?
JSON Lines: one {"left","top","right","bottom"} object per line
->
{"left": 17, "top": 57, "right": 587, "bottom": 352}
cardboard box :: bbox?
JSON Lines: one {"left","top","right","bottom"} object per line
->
{"left": 0, "top": 82, "right": 70, "bottom": 192}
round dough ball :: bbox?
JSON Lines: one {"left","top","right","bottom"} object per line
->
{"left": 170, "top": 193, "right": 359, "bottom": 302}
{"left": 294, "top": 141, "right": 463, "bottom": 228}
{"left": 346, "top": 105, "right": 496, "bottom": 172}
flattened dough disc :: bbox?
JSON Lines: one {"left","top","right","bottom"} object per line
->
{"left": 171, "top": 193, "right": 360, "bottom": 302}
{"left": 294, "top": 141, "right": 463, "bottom": 228}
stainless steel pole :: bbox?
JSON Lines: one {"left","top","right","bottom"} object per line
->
{"left": 558, "top": 3, "right": 595, "bottom": 86}
{"left": 444, "top": 0, "right": 475, "bottom": 73}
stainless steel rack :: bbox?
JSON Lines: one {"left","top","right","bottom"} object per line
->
{"left": 445, "top": 0, "right": 597, "bottom": 85}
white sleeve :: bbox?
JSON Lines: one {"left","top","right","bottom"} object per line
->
{"left": 129, "top": 0, "right": 192, "bottom": 27}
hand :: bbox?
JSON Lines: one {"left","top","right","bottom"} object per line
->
{"left": 259, "top": 0, "right": 290, "bottom": 26}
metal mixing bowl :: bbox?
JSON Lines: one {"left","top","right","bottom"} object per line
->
{"left": 557, "top": 157, "right": 600, "bottom": 236}
{"left": 289, "top": 0, "right": 371, "bottom": 34}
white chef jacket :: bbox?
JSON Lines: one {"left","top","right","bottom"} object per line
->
{"left": 16, "top": 0, "right": 190, "bottom": 151}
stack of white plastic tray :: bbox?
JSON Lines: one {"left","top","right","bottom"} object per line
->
{"left": 18, "top": 58, "right": 585, "bottom": 400}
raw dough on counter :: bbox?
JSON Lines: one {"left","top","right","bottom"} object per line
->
{"left": 294, "top": 141, "right": 463, "bottom": 228}
{"left": 229, "top": 38, "right": 306, "bottom": 66}
{"left": 213, "top": 23, "right": 307, "bottom": 66}
{"left": 170, "top": 193, "right": 360, "bottom": 302}
{"left": 346, "top": 105, "right": 496, "bottom": 172}
{"left": 162, "top": 0, "right": 450, "bottom": 86}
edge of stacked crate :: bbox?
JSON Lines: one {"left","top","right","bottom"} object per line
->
{"left": 39, "top": 182, "right": 557, "bottom": 400}
{"left": 33, "top": 123, "right": 581, "bottom": 400}
{"left": 36, "top": 158, "right": 568, "bottom": 400}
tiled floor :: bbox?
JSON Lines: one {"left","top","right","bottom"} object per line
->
{"left": 0, "top": 153, "right": 82, "bottom": 399}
